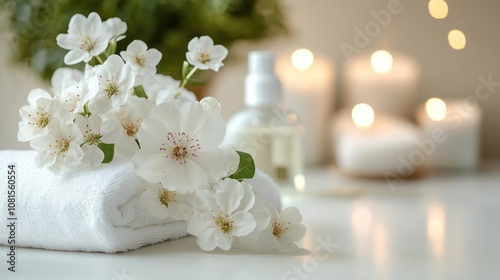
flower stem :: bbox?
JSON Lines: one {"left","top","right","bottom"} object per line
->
{"left": 95, "top": 55, "right": 104, "bottom": 64}
{"left": 83, "top": 102, "right": 91, "bottom": 117}
{"left": 175, "top": 67, "right": 198, "bottom": 98}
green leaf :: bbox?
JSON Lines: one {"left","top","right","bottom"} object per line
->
{"left": 98, "top": 142, "right": 115, "bottom": 164}
{"left": 228, "top": 151, "right": 256, "bottom": 181}
{"left": 134, "top": 86, "right": 148, "bottom": 99}
{"left": 181, "top": 61, "right": 190, "bottom": 80}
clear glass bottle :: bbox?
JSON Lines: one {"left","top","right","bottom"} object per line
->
{"left": 224, "top": 51, "right": 304, "bottom": 190}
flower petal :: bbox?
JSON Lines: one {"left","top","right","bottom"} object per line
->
{"left": 280, "top": 207, "right": 303, "bottom": 225}
{"left": 283, "top": 224, "right": 306, "bottom": 241}
{"left": 190, "top": 189, "right": 215, "bottom": 212}
{"left": 27, "top": 88, "right": 52, "bottom": 106}
{"left": 198, "top": 36, "right": 215, "bottom": 49}
{"left": 145, "top": 49, "right": 162, "bottom": 66}
{"left": 250, "top": 204, "right": 272, "bottom": 231}
{"left": 231, "top": 211, "right": 256, "bottom": 237}
{"left": 216, "top": 179, "right": 244, "bottom": 214}
{"left": 136, "top": 118, "right": 170, "bottom": 153}
{"left": 149, "top": 101, "right": 182, "bottom": 134}
{"left": 197, "top": 230, "right": 218, "bottom": 252}
{"left": 237, "top": 182, "right": 256, "bottom": 212}
{"left": 140, "top": 190, "right": 169, "bottom": 219}
{"left": 163, "top": 160, "right": 208, "bottom": 191}
{"left": 115, "top": 135, "right": 140, "bottom": 157}
{"left": 216, "top": 233, "right": 233, "bottom": 251}
{"left": 67, "top": 14, "right": 86, "bottom": 33}
{"left": 81, "top": 144, "right": 104, "bottom": 167}
{"left": 133, "top": 150, "right": 168, "bottom": 183}
{"left": 187, "top": 37, "right": 201, "bottom": 51}
{"left": 211, "top": 45, "right": 229, "bottom": 61}
{"left": 177, "top": 101, "right": 226, "bottom": 148}
{"left": 190, "top": 149, "right": 228, "bottom": 183}
{"left": 187, "top": 213, "right": 213, "bottom": 236}
{"left": 56, "top": 34, "right": 76, "bottom": 50}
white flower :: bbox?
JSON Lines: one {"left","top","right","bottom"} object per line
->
{"left": 55, "top": 84, "right": 83, "bottom": 114}
{"left": 30, "top": 118, "right": 84, "bottom": 174}
{"left": 220, "top": 145, "right": 239, "bottom": 177}
{"left": 270, "top": 207, "right": 306, "bottom": 252}
{"left": 56, "top": 12, "right": 110, "bottom": 65}
{"left": 51, "top": 67, "right": 98, "bottom": 115}
{"left": 104, "top": 17, "right": 127, "bottom": 42}
{"left": 263, "top": 205, "right": 306, "bottom": 253}
{"left": 140, "top": 183, "right": 192, "bottom": 221}
{"left": 233, "top": 198, "right": 274, "bottom": 251}
{"left": 75, "top": 114, "right": 120, "bottom": 167}
{"left": 235, "top": 201, "right": 305, "bottom": 253}
{"left": 200, "top": 96, "right": 221, "bottom": 114}
{"left": 142, "top": 74, "right": 196, "bottom": 104}
{"left": 89, "top": 55, "right": 135, "bottom": 114}
{"left": 106, "top": 96, "right": 153, "bottom": 157}
{"left": 186, "top": 36, "right": 228, "bottom": 71}
{"left": 18, "top": 89, "right": 60, "bottom": 142}
{"left": 133, "top": 99, "right": 228, "bottom": 192}
{"left": 51, "top": 68, "right": 83, "bottom": 94}
{"left": 187, "top": 179, "right": 256, "bottom": 251}
{"left": 120, "top": 40, "right": 162, "bottom": 85}
{"left": 141, "top": 74, "right": 168, "bottom": 101}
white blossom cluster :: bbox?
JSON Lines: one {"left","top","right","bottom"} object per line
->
{"left": 17, "top": 12, "right": 305, "bottom": 252}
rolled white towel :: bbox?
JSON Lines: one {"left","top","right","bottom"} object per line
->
{"left": 0, "top": 150, "right": 282, "bottom": 253}
{"left": 0, "top": 150, "right": 186, "bottom": 253}
{"left": 246, "top": 170, "right": 282, "bottom": 211}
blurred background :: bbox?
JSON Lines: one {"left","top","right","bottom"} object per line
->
{"left": 0, "top": 0, "right": 499, "bottom": 162}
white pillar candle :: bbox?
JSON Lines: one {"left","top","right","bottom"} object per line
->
{"left": 331, "top": 104, "right": 423, "bottom": 178}
{"left": 343, "top": 50, "right": 420, "bottom": 118}
{"left": 416, "top": 98, "right": 481, "bottom": 170}
{"left": 277, "top": 49, "right": 335, "bottom": 165}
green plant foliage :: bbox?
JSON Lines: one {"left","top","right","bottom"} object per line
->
{"left": 228, "top": 151, "right": 255, "bottom": 181}
{"left": 1, "top": 0, "right": 288, "bottom": 80}
{"left": 97, "top": 142, "right": 114, "bottom": 163}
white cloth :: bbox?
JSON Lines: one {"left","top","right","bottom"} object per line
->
{"left": 247, "top": 170, "right": 282, "bottom": 211}
{"left": 0, "top": 150, "right": 187, "bottom": 253}
{"left": 0, "top": 150, "right": 282, "bottom": 253}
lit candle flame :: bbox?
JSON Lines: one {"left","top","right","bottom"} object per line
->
{"left": 371, "top": 50, "right": 393, "bottom": 74}
{"left": 291, "top": 49, "right": 314, "bottom": 71}
{"left": 428, "top": 0, "right": 449, "bottom": 19}
{"left": 352, "top": 103, "right": 375, "bottom": 129}
{"left": 448, "top": 29, "right": 466, "bottom": 50}
{"left": 425, "top": 98, "right": 447, "bottom": 121}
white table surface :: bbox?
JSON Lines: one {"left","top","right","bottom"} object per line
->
{"left": 2, "top": 163, "right": 500, "bottom": 280}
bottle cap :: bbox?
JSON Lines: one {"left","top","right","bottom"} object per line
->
{"left": 245, "top": 51, "right": 282, "bottom": 106}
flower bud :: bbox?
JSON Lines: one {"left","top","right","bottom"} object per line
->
{"left": 200, "top": 96, "right": 221, "bottom": 114}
